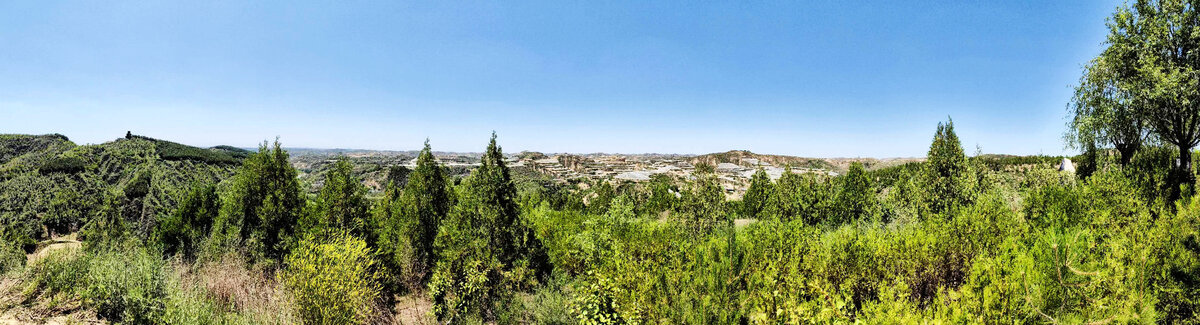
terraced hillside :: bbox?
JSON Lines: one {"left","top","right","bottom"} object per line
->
{"left": 0, "top": 134, "right": 243, "bottom": 250}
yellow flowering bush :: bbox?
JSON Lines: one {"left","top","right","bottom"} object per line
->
{"left": 280, "top": 232, "right": 380, "bottom": 324}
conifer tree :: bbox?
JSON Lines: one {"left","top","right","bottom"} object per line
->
{"left": 587, "top": 180, "right": 615, "bottom": 215}
{"left": 429, "top": 133, "right": 547, "bottom": 321}
{"left": 742, "top": 168, "right": 772, "bottom": 219}
{"left": 216, "top": 139, "right": 304, "bottom": 263}
{"left": 834, "top": 162, "right": 876, "bottom": 224}
{"left": 306, "top": 158, "right": 369, "bottom": 237}
{"left": 924, "top": 119, "right": 974, "bottom": 215}
{"left": 379, "top": 140, "right": 450, "bottom": 288}
{"left": 156, "top": 183, "right": 218, "bottom": 259}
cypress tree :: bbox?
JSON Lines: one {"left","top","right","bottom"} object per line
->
{"left": 307, "top": 158, "right": 369, "bottom": 236}
{"left": 216, "top": 139, "right": 304, "bottom": 263}
{"left": 429, "top": 133, "right": 547, "bottom": 322}
{"left": 834, "top": 162, "right": 876, "bottom": 225}
{"left": 924, "top": 119, "right": 974, "bottom": 215}
{"left": 742, "top": 168, "right": 773, "bottom": 219}
{"left": 380, "top": 140, "right": 450, "bottom": 289}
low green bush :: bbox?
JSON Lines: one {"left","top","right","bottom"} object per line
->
{"left": 0, "top": 241, "right": 22, "bottom": 274}
{"left": 24, "top": 242, "right": 167, "bottom": 324}
{"left": 280, "top": 232, "right": 380, "bottom": 325}
{"left": 82, "top": 244, "right": 168, "bottom": 324}
{"left": 25, "top": 247, "right": 88, "bottom": 298}
{"left": 38, "top": 155, "right": 85, "bottom": 174}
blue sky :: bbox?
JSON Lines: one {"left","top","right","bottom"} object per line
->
{"left": 0, "top": 1, "right": 1121, "bottom": 157}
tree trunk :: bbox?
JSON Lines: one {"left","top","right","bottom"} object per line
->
{"left": 1116, "top": 144, "right": 1137, "bottom": 166}
{"left": 1179, "top": 145, "right": 1195, "bottom": 184}
{"left": 1172, "top": 144, "right": 1196, "bottom": 202}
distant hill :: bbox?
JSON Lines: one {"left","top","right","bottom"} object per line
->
{"left": 0, "top": 133, "right": 243, "bottom": 248}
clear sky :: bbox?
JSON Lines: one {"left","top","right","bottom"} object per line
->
{"left": 0, "top": 1, "right": 1122, "bottom": 157}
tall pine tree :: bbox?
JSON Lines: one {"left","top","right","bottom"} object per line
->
{"left": 216, "top": 139, "right": 304, "bottom": 263}
{"left": 923, "top": 119, "right": 974, "bottom": 215}
{"left": 378, "top": 140, "right": 450, "bottom": 289}
{"left": 429, "top": 133, "right": 547, "bottom": 322}
{"left": 742, "top": 168, "right": 773, "bottom": 219}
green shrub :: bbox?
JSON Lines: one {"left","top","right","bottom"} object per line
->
{"left": 162, "top": 279, "right": 232, "bottom": 325}
{"left": 156, "top": 184, "right": 219, "bottom": 260}
{"left": 82, "top": 244, "right": 168, "bottom": 324}
{"left": 38, "top": 155, "right": 85, "bottom": 174}
{"left": 25, "top": 243, "right": 168, "bottom": 324}
{"left": 0, "top": 241, "right": 22, "bottom": 274}
{"left": 25, "top": 247, "right": 88, "bottom": 298}
{"left": 280, "top": 232, "right": 381, "bottom": 325}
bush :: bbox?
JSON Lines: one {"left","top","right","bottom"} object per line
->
{"left": 38, "top": 155, "right": 86, "bottom": 174}
{"left": 0, "top": 241, "right": 22, "bottom": 274}
{"left": 25, "top": 243, "right": 168, "bottom": 324}
{"left": 24, "top": 247, "right": 88, "bottom": 298}
{"left": 156, "top": 184, "right": 219, "bottom": 260}
{"left": 280, "top": 232, "right": 381, "bottom": 325}
{"left": 82, "top": 244, "right": 168, "bottom": 324}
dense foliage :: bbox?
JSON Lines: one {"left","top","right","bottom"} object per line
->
{"left": 374, "top": 140, "right": 451, "bottom": 291}
{"left": 213, "top": 140, "right": 304, "bottom": 264}
{"left": 428, "top": 133, "right": 549, "bottom": 322}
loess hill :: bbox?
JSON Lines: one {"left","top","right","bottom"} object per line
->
{"left": 0, "top": 133, "right": 244, "bottom": 250}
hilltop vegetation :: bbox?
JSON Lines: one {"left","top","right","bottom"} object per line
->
{"left": 0, "top": 133, "right": 240, "bottom": 251}
{"left": 1, "top": 115, "right": 1197, "bottom": 324}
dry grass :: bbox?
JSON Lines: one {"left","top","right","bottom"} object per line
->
{"left": 385, "top": 294, "right": 435, "bottom": 325}
{"left": 173, "top": 254, "right": 296, "bottom": 324}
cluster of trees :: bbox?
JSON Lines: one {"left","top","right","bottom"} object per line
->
{"left": 524, "top": 118, "right": 1199, "bottom": 323}
{"left": 115, "top": 134, "right": 545, "bottom": 323}
{"left": 1068, "top": 0, "right": 1200, "bottom": 197}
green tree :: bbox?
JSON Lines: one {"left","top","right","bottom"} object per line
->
{"left": 742, "top": 168, "right": 773, "bottom": 219}
{"left": 588, "top": 181, "right": 615, "bottom": 215}
{"left": 80, "top": 190, "right": 127, "bottom": 250}
{"left": 1103, "top": 0, "right": 1200, "bottom": 191}
{"left": 305, "top": 158, "right": 369, "bottom": 236}
{"left": 379, "top": 140, "right": 450, "bottom": 289}
{"left": 429, "top": 133, "right": 548, "bottom": 322}
{"left": 833, "top": 162, "right": 876, "bottom": 225}
{"left": 924, "top": 119, "right": 974, "bottom": 215}
{"left": 694, "top": 162, "right": 715, "bottom": 175}
{"left": 1068, "top": 56, "right": 1147, "bottom": 166}
{"left": 216, "top": 139, "right": 304, "bottom": 263}
{"left": 762, "top": 167, "right": 834, "bottom": 225}
{"left": 681, "top": 175, "right": 729, "bottom": 234}
{"left": 645, "top": 174, "right": 679, "bottom": 215}
{"left": 156, "top": 184, "right": 218, "bottom": 260}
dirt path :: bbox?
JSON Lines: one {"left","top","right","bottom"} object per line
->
{"left": 26, "top": 235, "right": 81, "bottom": 265}
{"left": 0, "top": 233, "right": 97, "bottom": 324}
